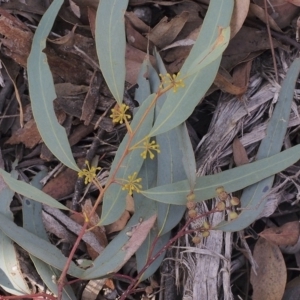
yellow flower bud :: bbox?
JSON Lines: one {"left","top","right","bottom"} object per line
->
{"left": 192, "top": 236, "right": 201, "bottom": 244}
{"left": 188, "top": 209, "right": 197, "bottom": 219}
{"left": 230, "top": 197, "right": 240, "bottom": 206}
{"left": 229, "top": 211, "right": 238, "bottom": 220}
{"left": 202, "top": 231, "right": 210, "bottom": 238}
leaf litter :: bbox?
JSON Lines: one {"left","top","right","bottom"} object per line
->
{"left": 1, "top": 0, "right": 300, "bottom": 299}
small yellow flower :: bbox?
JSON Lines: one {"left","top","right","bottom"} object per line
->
{"left": 140, "top": 140, "right": 160, "bottom": 159}
{"left": 121, "top": 172, "right": 142, "bottom": 195}
{"left": 78, "top": 160, "right": 101, "bottom": 184}
{"left": 110, "top": 103, "right": 131, "bottom": 124}
{"left": 159, "top": 72, "right": 185, "bottom": 92}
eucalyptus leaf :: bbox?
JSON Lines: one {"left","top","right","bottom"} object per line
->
{"left": 27, "top": 0, "right": 79, "bottom": 171}
{"left": 0, "top": 165, "right": 30, "bottom": 295}
{"left": 177, "top": 123, "right": 196, "bottom": 191}
{"left": 83, "top": 159, "right": 157, "bottom": 279}
{"left": 135, "top": 59, "right": 151, "bottom": 105}
{"left": 149, "top": 0, "right": 234, "bottom": 137}
{"left": 96, "top": 0, "right": 128, "bottom": 104}
{"left": 136, "top": 231, "right": 171, "bottom": 280}
{"left": 101, "top": 94, "right": 155, "bottom": 225}
{"left": 142, "top": 144, "right": 300, "bottom": 204}
{"left": 216, "top": 57, "right": 300, "bottom": 231}
{"left": 0, "top": 213, "right": 84, "bottom": 278}
{"left": 22, "top": 170, "right": 76, "bottom": 300}
{"left": 0, "top": 168, "right": 69, "bottom": 210}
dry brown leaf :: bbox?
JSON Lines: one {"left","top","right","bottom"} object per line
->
{"left": 0, "top": 9, "right": 33, "bottom": 66}
{"left": 55, "top": 83, "right": 89, "bottom": 97}
{"left": 126, "top": 19, "right": 151, "bottom": 53}
{"left": 232, "top": 60, "right": 252, "bottom": 93}
{"left": 232, "top": 137, "right": 249, "bottom": 166}
{"left": 6, "top": 119, "right": 41, "bottom": 148}
{"left": 48, "top": 24, "right": 77, "bottom": 46}
{"left": 87, "top": 6, "right": 96, "bottom": 38}
{"left": 147, "top": 11, "right": 189, "bottom": 49}
{"left": 81, "top": 71, "right": 102, "bottom": 126}
{"left": 125, "top": 44, "right": 155, "bottom": 84}
{"left": 82, "top": 199, "right": 108, "bottom": 259}
{"left": 249, "top": 3, "right": 282, "bottom": 32}
{"left": 126, "top": 194, "right": 135, "bottom": 213}
{"left": 250, "top": 238, "right": 286, "bottom": 300}
{"left": 42, "top": 167, "right": 79, "bottom": 199}
{"left": 105, "top": 210, "right": 131, "bottom": 234}
{"left": 259, "top": 221, "right": 300, "bottom": 246}
{"left": 253, "top": 0, "right": 299, "bottom": 28}
{"left": 125, "top": 11, "right": 150, "bottom": 34}
{"left": 230, "top": 0, "right": 250, "bottom": 38}
{"left": 214, "top": 72, "right": 247, "bottom": 96}
{"left": 119, "top": 215, "right": 157, "bottom": 269}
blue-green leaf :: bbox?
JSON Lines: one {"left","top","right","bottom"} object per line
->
{"left": 149, "top": 0, "right": 234, "bottom": 137}
{"left": 23, "top": 170, "right": 76, "bottom": 300}
{"left": 135, "top": 59, "right": 151, "bottom": 105}
{"left": 0, "top": 168, "right": 69, "bottom": 210}
{"left": 0, "top": 165, "right": 30, "bottom": 295}
{"left": 177, "top": 123, "right": 196, "bottom": 190}
{"left": 83, "top": 160, "right": 157, "bottom": 279}
{"left": 96, "top": 0, "right": 128, "bottom": 104}
{"left": 142, "top": 144, "right": 300, "bottom": 204}
{"left": 216, "top": 57, "right": 300, "bottom": 231}
{"left": 101, "top": 94, "right": 155, "bottom": 225}
{"left": 0, "top": 213, "right": 84, "bottom": 278}
{"left": 27, "top": 0, "right": 79, "bottom": 171}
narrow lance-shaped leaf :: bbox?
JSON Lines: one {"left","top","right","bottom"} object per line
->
{"left": 149, "top": 55, "right": 187, "bottom": 235}
{"left": 149, "top": 0, "right": 234, "bottom": 137}
{"left": 101, "top": 94, "right": 155, "bottom": 225}
{"left": 216, "top": 57, "right": 300, "bottom": 231}
{"left": 96, "top": 0, "right": 128, "bottom": 104}
{"left": 0, "top": 168, "right": 69, "bottom": 210}
{"left": 0, "top": 212, "right": 84, "bottom": 278}
{"left": 22, "top": 170, "right": 76, "bottom": 300}
{"left": 27, "top": 0, "right": 79, "bottom": 171}
{"left": 142, "top": 144, "right": 300, "bottom": 205}
{"left": 83, "top": 159, "right": 157, "bottom": 279}
{"left": 0, "top": 164, "right": 30, "bottom": 295}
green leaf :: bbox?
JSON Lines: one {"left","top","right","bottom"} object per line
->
{"left": 0, "top": 166, "right": 30, "bottom": 295}
{"left": 135, "top": 59, "right": 151, "bottom": 105}
{"left": 177, "top": 123, "right": 196, "bottom": 190}
{"left": 22, "top": 170, "right": 76, "bottom": 300}
{"left": 186, "top": 26, "right": 230, "bottom": 76}
{"left": 216, "top": 57, "right": 300, "bottom": 231}
{"left": 101, "top": 94, "right": 155, "bottom": 225}
{"left": 0, "top": 168, "right": 69, "bottom": 210}
{"left": 149, "top": 0, "right": 234, "bottom": 137}
{"left": 96, "top": 0, "right": 128, "bottom": 104}
{"left": 0, "top": 213, "right": 84, "bottom": 278}
{"left": 83, "top": 160, "right": 157, "bottom": 279}
{"left": 0, "top": 234, "right": 30, "bottom": 295}
{"left": 155, "top": 120, "right": 187, "bottom": 236}
{"left": 27, "top": 0, "right": 79, "bottom": 171}
{"left": 82, "top": 214, "right": 156, "bottom": 280}
{"left": 136, "top": 231, "right": 171, "bottom": 280}
{"left": 150, "top": 53, "right": 189, "bottom": 235}
{"left": 142, "top": 144, "right": 300, "bottom": 204}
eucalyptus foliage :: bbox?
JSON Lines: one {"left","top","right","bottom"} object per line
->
{"left": 0, "top": 0, "right": 299, "bottom": 291}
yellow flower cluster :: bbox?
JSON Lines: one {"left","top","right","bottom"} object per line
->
{"left": 141, "top": 140, "right": 160, "bottom": 159}
{"left": 121, "top": 172, "right": 142, "bottom": 195}
{"left": 159, "top": 72, "right": 185, "bottom": 93}
{"left": 110, "top": 103, "right": 131, "bottom": 124}
{"left": 78, "top": 161, "right": 101, "bottom": 184}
